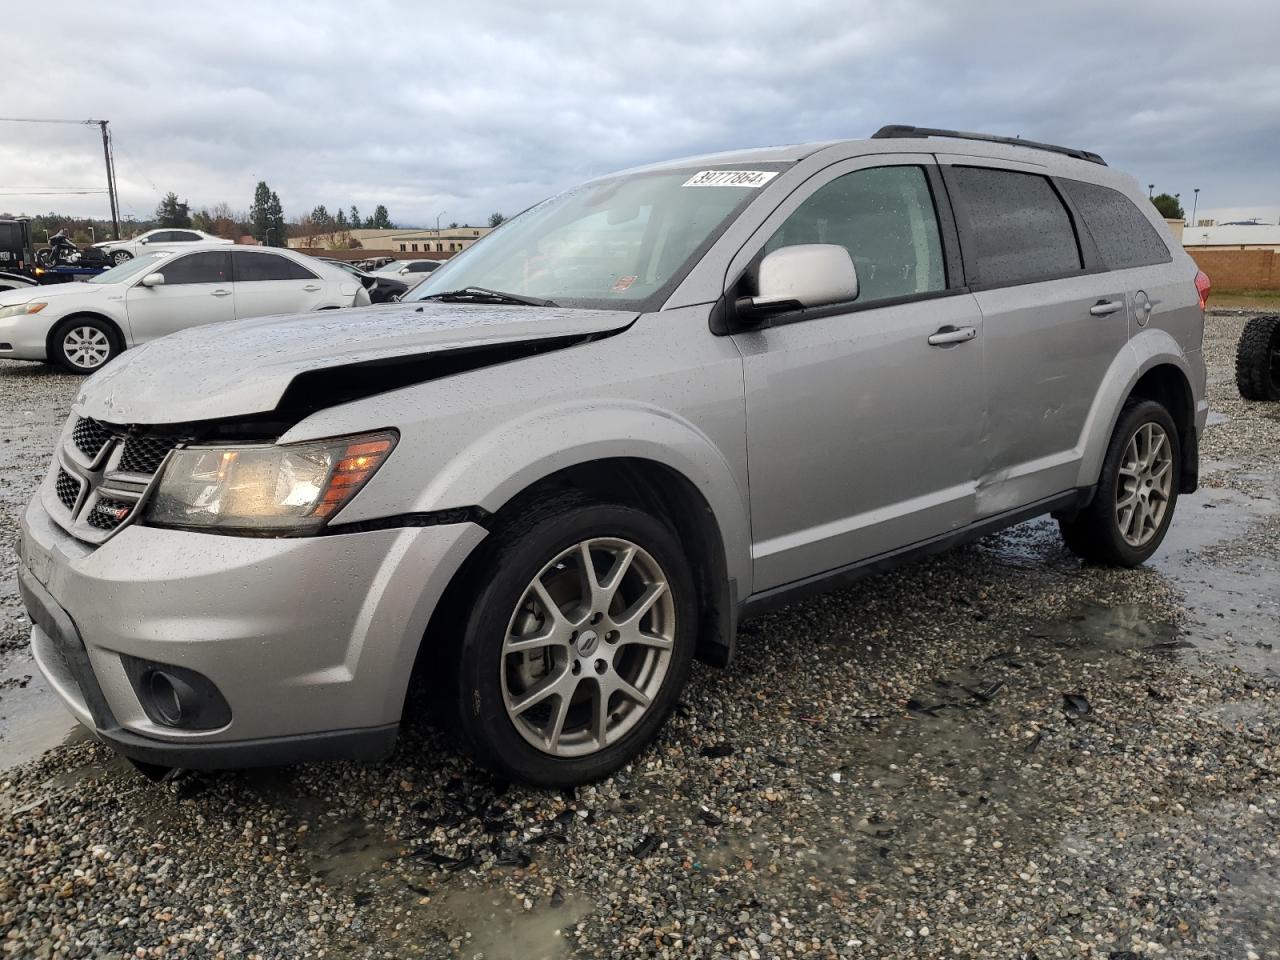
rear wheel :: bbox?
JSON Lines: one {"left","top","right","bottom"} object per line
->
{"left": 1059, "top": 399, "right": 1181, "bottom": 566}
{"left": 52, "top": 317, "right": 121, "bottom": 374}
{"left": 450, "top": 500, "right": 696, "bottom": 787}
{"left": 1235, "top": 315, "right": 1280, "bottom": 401}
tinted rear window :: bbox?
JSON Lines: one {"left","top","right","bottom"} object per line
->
{"left": 233, "top": 252, "right": 317, "bottom": 282}
{"left": 946, "top": 166, "right": 1082, "bottom": 287}
{"left": 1059, "top": 179, "right": 1172, "bottom": 270}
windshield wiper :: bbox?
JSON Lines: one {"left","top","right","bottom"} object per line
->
{"left": 420, "top": 286, "right": 556, "bottom": 307}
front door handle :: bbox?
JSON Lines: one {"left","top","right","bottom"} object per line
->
{"left": 1089, "top": 299, "right": 1124, "bottom": 317}
{"left": 211, "top": 289, "right": 231, "bottom": 297}
{"left": 927, "top": 325, "right": 978, "bottom": 346}
{"left": 303, "top": 284, "right": 322, "bottom": 292}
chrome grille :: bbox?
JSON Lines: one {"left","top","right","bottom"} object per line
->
{"left": 71, "top": 417, "right": 112, "bottom": 461}
{"left": 119, "top": 436, "right": 175, "bottom": 475}
{"left": 55, "top": 469, "right": 81, "bottom": 511}
{"left": 86, "top": 496, "right": 135, "bottom": 531}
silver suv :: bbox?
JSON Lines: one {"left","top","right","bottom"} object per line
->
{"left": 19, "top": 126, "right": 1209, "bottom": 786}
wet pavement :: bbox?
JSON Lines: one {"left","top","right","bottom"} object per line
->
{"left": 1, "top": 312, "right": 1279, "bottom": 958}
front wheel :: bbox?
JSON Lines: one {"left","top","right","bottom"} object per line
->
{"left": 1059, "top": 399, "right": 1181, "bottom": 566}
{"left": 110, "top": 249, "right": 133, "bottom": 266}
{"left": 51, "top": 317, "right": 122, "bottom": 374}
{"left": 450, "top": 500, "right": 696, "bottom": 787}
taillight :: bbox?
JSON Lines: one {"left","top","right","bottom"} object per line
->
{"left": 1194, "top": 270, "right": 1211, "bottom": 311}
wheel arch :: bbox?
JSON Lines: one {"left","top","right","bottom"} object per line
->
{"left": 422, "top": 455, "right": 740, "bottom": 677}
{"left": 1076, "top": 332, "right": 1200, "bottom": 496}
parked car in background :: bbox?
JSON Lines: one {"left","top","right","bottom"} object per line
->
{"left": 92, "top": 228, "right": 232, "bottom": 265}
{"left": 18, "top": 126, "right": 1206, "bottom": 787}
{"left": 0, "top": 244, "right": 367, "bottom": 372}
{"left": 357, "top": 256, "right": 396, "bottom": 271}
{"left": 372, "top": 258, "right": 442, "bottom": 290}
{"left": 320, "top": 258, "right": 408, "bottom": 303}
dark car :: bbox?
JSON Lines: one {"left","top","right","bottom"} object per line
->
{"left": 320, "top": 258, "right": 408, "bottom": 303}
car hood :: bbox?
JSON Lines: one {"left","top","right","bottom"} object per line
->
{"left": 0, "top": 281, "right": 108, "bottom": 305}
{"left": 74, "top": 301, "right": 637, "bottom": 425}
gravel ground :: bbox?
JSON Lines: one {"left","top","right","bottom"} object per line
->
{"left": 1, "top": 311, "right": 1279, "bottom": 959}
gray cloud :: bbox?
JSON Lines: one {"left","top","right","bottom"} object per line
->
{"left": 4, "top": 0, "right": 1278, "bottom": 227}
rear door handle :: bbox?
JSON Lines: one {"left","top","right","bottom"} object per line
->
{"left": 927, "top": 325, "right": 978, "bottom": 346}
{"left": 1089, "top": 299, "right": 1124, "bottom": 316}
{"left": 211, "top": 289, "right": 231, "bottom": 297}
{"left": 303, "top": 284, "right": 322, "bottom": 292}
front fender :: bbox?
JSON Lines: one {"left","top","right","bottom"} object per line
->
{"left": 408, "top": 398, "right": 753, "bottom": 589}
{"left": 1074, "top": 329, "right": 1199, "bottom": 490}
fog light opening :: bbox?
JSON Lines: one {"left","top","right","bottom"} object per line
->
{"left": 145, "top": 670, "right": 187, "bottom": 726}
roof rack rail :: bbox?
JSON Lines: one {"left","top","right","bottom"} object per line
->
{"left": 871, "top": 124, "right": 1107, "bottom": 166}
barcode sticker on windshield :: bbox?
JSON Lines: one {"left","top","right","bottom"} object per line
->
{"left": 682, "top": 170, "right": 778, "bottom": 188}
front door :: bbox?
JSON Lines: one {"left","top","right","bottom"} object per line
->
{"left": 730, "top": 158, "right": 985, "bottom": 591}
{"left": 124, "top": 249, "right": 234, "bottom": 343}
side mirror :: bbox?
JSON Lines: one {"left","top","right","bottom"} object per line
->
{"left": 737, "top": 244, "right": 858, "bottom": 322}
{"left": 140, "top": 272, "right": 165, "bottom": 287}
{"left": 138, "top": 237, "right": 149, "bottom": 245}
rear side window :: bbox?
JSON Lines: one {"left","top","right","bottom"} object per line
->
{"left": 763, "top": 165, "right": 946, "bottom": 304}
{"left": 946, "top": 166, "right": 1081, "bottom": 287}
{"left": 233, "top": 252, "right": 317, "bottom": 282}
{"left": 160, "top": 251, "right": 230, "bottom": 284}
{"left": 1058, "top": 179, "right": 1172, "bottom": 270}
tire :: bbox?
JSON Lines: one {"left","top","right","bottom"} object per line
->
{"left": 110, "top": 249, "right": 133, "bottom": 266}
{"left": 34, "top": 249, "right": 53, "bottom": 267}
{"left": 448, "top": 499, "right": 697, "bottom": 787}
{"left": 51, "top": 317, "right": 122, "bottom": 374}
{"left": 1235, "top": 314, "right": 1280, "bottom": 401}
{"left": 1059, "top": 399, "right": 1181, "bottom": 566}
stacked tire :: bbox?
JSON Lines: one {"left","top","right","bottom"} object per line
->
{"left": 1236, "top": 315, "right": 1280, "bottom": 401}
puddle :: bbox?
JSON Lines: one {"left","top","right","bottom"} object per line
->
{"left": 0, "top": 647, "right": 81, "bottom": 770}
{"left": 301, "top": 813, "right": 403, "bottom": 883}
{"left": 431, "top": 886, "right": 593, "bottom": 960}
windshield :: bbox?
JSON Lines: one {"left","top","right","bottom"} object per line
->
{"left": 85, "top": 251, "right": 173, "bottom": 284}
{"left": 405, "top": 164, "right": 789, "bottom": 310}
{"left": 373, "top": 261, "right": 404, "bottom": 273}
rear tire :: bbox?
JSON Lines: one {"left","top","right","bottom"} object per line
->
{"left": 1235, "top": 315, "right": 1280, "bottom": 401}
{"left": 449, "top": 499, "right": 696, "bottom": 787}
{"left": 1059, "top": 399, "right": 1181, "bottom": 566}
{"left": 51, "top": 317, "right": 122, "bottom": 374}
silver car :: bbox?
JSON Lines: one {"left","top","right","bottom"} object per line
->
{"left": 18, "top": 125, "right": 1209, "bottom": 786}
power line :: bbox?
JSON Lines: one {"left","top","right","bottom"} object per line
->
{"left": 0, "top": 117, "right": 120, "bottom": 238}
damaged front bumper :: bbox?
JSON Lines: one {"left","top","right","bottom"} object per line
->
{"left": 18, "top": 495, "right": 486, "bottom": 769}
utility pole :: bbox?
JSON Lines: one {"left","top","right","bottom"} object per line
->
{"left": 97, "top": 121, "right": 121, "bottom": 239}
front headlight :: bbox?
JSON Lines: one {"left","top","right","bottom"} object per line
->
{"left": 0, "top": 302, "right": 46, "bottom": 321}
{"left": 143, "top": 431, "right": 396, "bottom": 535}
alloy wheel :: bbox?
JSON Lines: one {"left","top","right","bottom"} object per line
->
{"left": 501, "top": 537, "right": 675, "bottom": 758}
{"left": 63, "top": 326, "right": 112, "bottom": 371}
{"left": 1116, "top": 421, "right": 1173, "bottom": 547}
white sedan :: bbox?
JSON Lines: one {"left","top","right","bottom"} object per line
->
{"left": 93, "top": 228, "right": 232, "bottom": 265}
{"left": 0, "top": 245, "right": 369, "bottom": 373}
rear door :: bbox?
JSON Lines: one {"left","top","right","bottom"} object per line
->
{"left": 231, "top": 251, "right": 327, "bottom": 318}
{"left": 729, "top": 157, "right": 985, "bottom": 590}
{"left": 939, "top": 160, "right": 1128, "bottom": 516}
{"left": 123, "top": 250, "right": 234, "bottom": 342}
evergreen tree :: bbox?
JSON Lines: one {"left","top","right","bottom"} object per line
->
{"left": 266, "top": 192, "right": 287, "bottom": 247}
{"left": 1151, "top": 192, "right": 1184, "bottom": 220}
{"left": 154, "top": 192, "right": 192, "bottom": 228}
{"left": 349, "top": 206, "right": 361, "bottom": 230}
{"left": 310, "top": 204, "right": 332, "bottom": 230}
{"left": 487, "top": 212, "right": 506, "bottom": 228}
{"left": 370, "top": 204, "right": 393, "bottom": 229}
{"left": 250, "top": 181, "right": 272, "bottom": 242}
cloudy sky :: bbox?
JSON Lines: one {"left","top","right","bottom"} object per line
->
{"left": 4, "top": 0, "right": 1278, "bottom": 230}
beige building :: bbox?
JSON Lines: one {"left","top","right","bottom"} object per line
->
{"left": 385, "top": 226, "right": 491, "bottom": 255}
{"left": 288, "top": 225, "right": 492, "bottom": 254}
